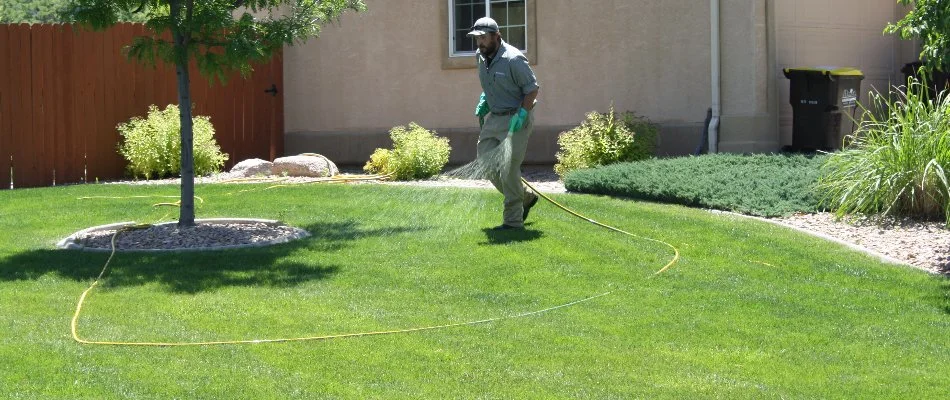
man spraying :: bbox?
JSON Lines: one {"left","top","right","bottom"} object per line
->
{"left": 468, "top": 17, "right": 541, "bottom": 231}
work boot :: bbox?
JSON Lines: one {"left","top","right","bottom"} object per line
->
{"left": 522, "top": 192, "right": 539, "bottom": 222}
{"left": 491, "top": 224, "right": 524, "bottom": 231}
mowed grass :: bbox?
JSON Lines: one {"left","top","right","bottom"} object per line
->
{"left": 1, "top": 182, "right": 948, "bottom": 398}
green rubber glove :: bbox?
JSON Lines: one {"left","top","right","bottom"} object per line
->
{"left": 475, "top": 93, "right": 490, "bottom": 117}
{"left": 508, "top": 107, "right": 529, "bottom": 133}
{"left": 475, "top": 93, "right": 490, "bottom": 129}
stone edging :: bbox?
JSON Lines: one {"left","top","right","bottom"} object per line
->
{"left": 707, "top": 210, "right": 913, "bottom": 270}
{"left": 57, "top": 218, "right": 311, "bottom": 252}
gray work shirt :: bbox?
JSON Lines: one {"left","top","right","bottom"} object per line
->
{"left": 477, "top": 40, "right": 539, "bottom": 114}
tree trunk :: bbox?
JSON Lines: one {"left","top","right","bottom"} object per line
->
{"left": 176, "top": 57, "right": 196, "bottom": 227}
{"left": 171, "top": 1, "right": 196, "bottom": 228}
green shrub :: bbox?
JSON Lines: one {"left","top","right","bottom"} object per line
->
{"left": 564, "top": 153, "right": 827, "bottom": 217}
{"left": 364, "top": 122, "right": 451, "bottom": 180}
{"left": 554, "top": 107, "right": 658, "bottom": 178}
{"left": 818, "top": 79, "right": 950, "bottom": 223}
{"left": 885, "top": 0, "right": 950, "bottom": 73}
{"left": 117, "top": 104, "right": 229, "bottom": 179}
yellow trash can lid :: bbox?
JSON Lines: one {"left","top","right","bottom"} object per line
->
{"left": 783, "top": 67, "right": 863, "bottom": 77}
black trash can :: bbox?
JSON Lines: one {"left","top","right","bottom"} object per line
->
{"left": 783, "top": 67, "right": 864, "bottom": 151}
{"left": 901, "top": 61, "right": 950, "bottom": 96}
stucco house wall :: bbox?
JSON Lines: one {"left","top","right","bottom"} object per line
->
{"left": 283, "top": 0, "right": 914, "bottom": 165}
{"left": 774, "top": 0, "right": 918, "bottom": 147}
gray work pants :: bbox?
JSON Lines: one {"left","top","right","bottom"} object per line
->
{"left": 477, "top": 111, "right": 536, "bottom": 227}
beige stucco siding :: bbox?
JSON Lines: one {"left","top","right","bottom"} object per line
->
{"left": 283, "top": 0, "right": 909, "bottom": 163}
{"left": 534, "top": 1, "right": 711, "bottom": 125}
{"left": 717, "top": 0, "right": 778, "bottom": 152}
{"left": 284, "top": 2, "right": 477, "bottom": 133}
{"left": 284, "top": 0, "right": 711, "bottom": 163}
{"left": 774, "top": 0, "right": 912, "bottom": 147}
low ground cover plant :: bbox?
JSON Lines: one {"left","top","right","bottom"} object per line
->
{"left": 819, "top": 79, "right": 950, "bottom": 224}
{"left": 554, "top": 107, "right": 658, "bottom": 178}
{"left": 117, "top": 104, "right": 228, "bottom": 179}
{"left": 564, "top": 153, "right": 826, "bottom": 217}
{"left": 364, "top": 122, "right": 450, "bottom": 180}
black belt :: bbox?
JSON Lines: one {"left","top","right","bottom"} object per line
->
{"left": 490, "top": 109, "right": 518, "bottom": 116}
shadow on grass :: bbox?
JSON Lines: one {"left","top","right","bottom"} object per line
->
{"left": 479, "top": 223, "right": 543, "bottom": 245}
{"left": 939, "top": 277, "right": 950, "bottom": 315}
{"left": 936, "top": 259, "right": 950, "bottom": 314}
{"left": 0, "top": 221, "right": 428, "bottom": 293}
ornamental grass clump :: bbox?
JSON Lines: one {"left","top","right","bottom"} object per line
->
{"left": 117, "top": 104, "right": 228, "bottom": 179}
{"left": 554, "top": 107, "right": 657, "bottom": 178}
{"left": 364, "top": 122, "right": 451, "bottom": 180}
{"left": 818, "top": 78, "right": 950, "bottom": 224}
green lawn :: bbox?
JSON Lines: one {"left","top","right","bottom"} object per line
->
{"left": 1, "top": 182, "right": 948, "bottom": 398}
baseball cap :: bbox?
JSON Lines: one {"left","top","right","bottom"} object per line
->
{"left": 466, "top": 17, "right": 499, "bottom": 37}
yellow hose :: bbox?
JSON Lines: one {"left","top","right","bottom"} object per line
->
{"left": 263, "top": 173, "right": 394, "bottom": 190}
{"left": 70, "top": 176, "right": 679, "bottom": 346}
{"left": 520, "top": 178, "right": 680, "bottom": 276}
{"left": 70, "top": 227, "right": 614, "bottom": 346}
{"left": 222, "top": 173, "right": 393, "bottom": 195}
{"left": 79, "top": 195, "right": 205, "bottom": 204}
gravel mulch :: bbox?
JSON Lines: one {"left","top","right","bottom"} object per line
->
{"left": 68, "top": 221, "right": 308, "bottom": 252}
{"left": 87, "top": 167, "right": 948, "bottom": 275}
{"left": 772, "top": 213, "right": 949, "bottom": 275}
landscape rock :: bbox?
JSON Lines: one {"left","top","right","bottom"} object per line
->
{"left": 230, "top": 158, "right": 274, "bottom": 177}
{"left": 271, "top": 154, "right": 339, "bottom": 178}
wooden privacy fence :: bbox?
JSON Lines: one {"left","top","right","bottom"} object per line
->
{"left": 0, "top": 23, "right": 284, "bottom": 189}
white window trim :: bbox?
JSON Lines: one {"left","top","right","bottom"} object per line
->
{"left": 447, "top": 0, "right": 528, "bottom": 58}
{"left": 441, "top": 0, "right": 536, "bottom": 70}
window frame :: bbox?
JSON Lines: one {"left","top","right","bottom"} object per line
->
{"left": 441, "top": 0, "right": 536, "bottom": 69}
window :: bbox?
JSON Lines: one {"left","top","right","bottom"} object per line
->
{"left": 442, "top": 0, "right": 536, "bottom": 69}
{"left": 451, "top": 0, "right": 526, "bottom": 55}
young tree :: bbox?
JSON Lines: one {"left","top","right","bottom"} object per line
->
{"left": 886, "top": 0, "right": 950, "bottom": 72}
{"left": 1, "top": 0, "right": 69, "bottom": 23}
{"left": 1, "top": 0, "right": 146, "bottom": 24}
{"left": 63, "top": 0, "right": 365, "bottom": 227}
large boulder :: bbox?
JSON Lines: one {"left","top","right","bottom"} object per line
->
{"left": 271, "top": 154, "right": 339, "bottom": 177}
{"left": 229, "top": 158, "right": 274, "bottom": 177}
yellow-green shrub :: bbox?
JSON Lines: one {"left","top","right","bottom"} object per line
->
{"left": 554, "top": 107, "right": 658, "bottom": 178}
{"left": 117, "top": 104, "right": 229, "bottom": 179}
{"left": 364, "top": 123, "right": 451, "bottom": 180}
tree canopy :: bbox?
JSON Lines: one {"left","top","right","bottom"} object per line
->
{"left": 64, "top": 0, "right": 364, "bottom": 82}
{"left": 886, "top": 0, "right": 950, "bottom": 72}
{"left": 62, "top": 0, "right": 365, "bottom": 226}
{"left": 1, "top": 0, "right": 145, "bottom": 23}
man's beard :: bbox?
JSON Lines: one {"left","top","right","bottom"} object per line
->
{"left": 479, "top": 40, "right": 498, "bottom": 56}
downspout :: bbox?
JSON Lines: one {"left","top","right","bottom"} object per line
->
{"left": 708, "top": 0, "right": 721, "bottom": 153}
